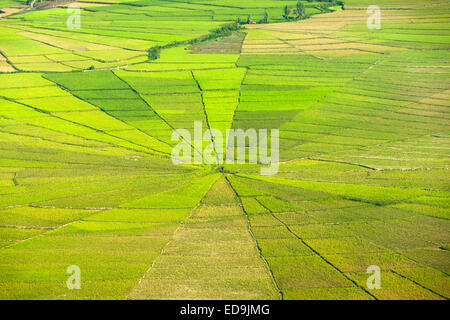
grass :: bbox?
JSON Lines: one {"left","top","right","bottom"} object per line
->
{"left": 0, "top": 0, "right": 448, "bottom": 301}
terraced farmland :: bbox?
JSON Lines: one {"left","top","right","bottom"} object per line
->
{"left": 0, "top": 0, "right": 449, "bottom": 300}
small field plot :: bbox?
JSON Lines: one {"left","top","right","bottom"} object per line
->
{"left": 44, "top": 71, "right": 174, "bottom": 153}
{"left": 230, "top": 172, "right": 449, "bottom": 300}
{"left": 114, "top": 69, "right": 209, "bottom": 141}
{"left": 128, "top": 176, "right": 280, "bottom": 299}
{"left": 0, "top": 171, "right": 211, "bottom": 299}
{"left": 127, "top": 46, "right": 239, "bottom": 71}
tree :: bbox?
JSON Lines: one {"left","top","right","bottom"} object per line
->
{"left": 283, "top": 5, "right": 291, "bottom": 20}
{"left": 148, "top": 47, "right": 160, "bottom": 60}
{"left": 295, "top": 1, "right": 306, "bottom": 19}
{"left": 263, "top": 10, "right": 269, "bottom": 23}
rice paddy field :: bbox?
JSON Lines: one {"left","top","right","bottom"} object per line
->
{"left": 0, "top": 0, "right": 449, "bottom": 300}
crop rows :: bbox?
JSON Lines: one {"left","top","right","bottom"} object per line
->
{"left": 0, "top": 0, "right": 448, "bottom": 300}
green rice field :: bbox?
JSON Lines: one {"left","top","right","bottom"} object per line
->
{"left": 0, "top": 0, "right": 448, "bottom": 300}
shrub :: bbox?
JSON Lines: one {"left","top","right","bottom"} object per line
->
{"left": 294, "top": 2, "right": 306, "bottom": 19}
{"left": 148, "top": 47, "right": 161, "bottom": 61}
